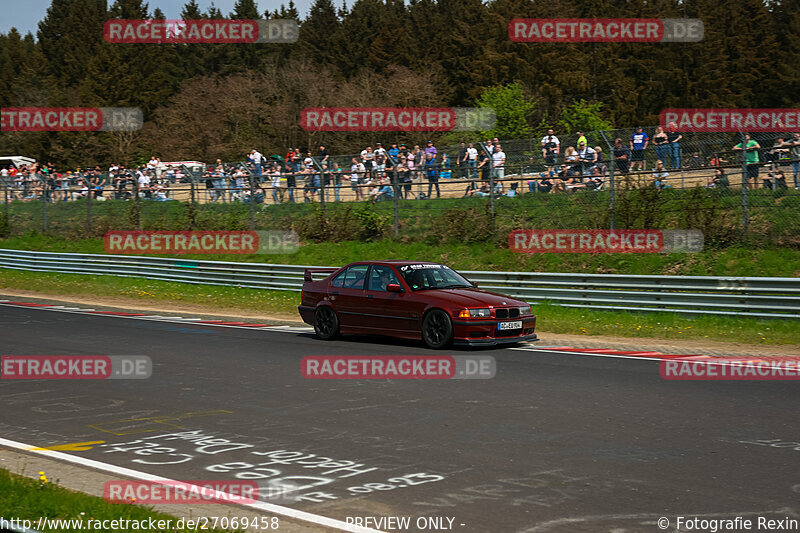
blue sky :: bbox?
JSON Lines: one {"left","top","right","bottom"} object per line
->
{"left": 0, "top": 0, "right": 315, "bottom": 37}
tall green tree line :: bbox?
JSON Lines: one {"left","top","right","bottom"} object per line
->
{"left": 1, "top": 0, "right": 798, "bottom": 167}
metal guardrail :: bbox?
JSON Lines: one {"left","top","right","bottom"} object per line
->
{"left": 0, "top": 248, "right": 797, "bottom": 319}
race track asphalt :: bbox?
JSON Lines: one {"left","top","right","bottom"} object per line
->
{"left": 0, "top": 304, "right": 798, "bottom": 533}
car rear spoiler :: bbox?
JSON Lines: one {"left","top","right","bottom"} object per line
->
{"left": 304, "top": 267, "right": 338, "bottom": 282}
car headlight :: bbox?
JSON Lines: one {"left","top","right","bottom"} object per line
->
{"left": 458, "top": 308, "right": 491, "bottom": 318}
{"left": 518, "top": 306, "right": 531, "bottom": 316}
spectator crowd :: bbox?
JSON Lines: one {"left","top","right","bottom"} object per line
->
{"left": 2, "top": 130, "right": 799, "bottom": 205}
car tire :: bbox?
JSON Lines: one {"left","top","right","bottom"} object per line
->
{"left": 421, "top": 309, "right": 453, "bottom": 349}
{"left": 314, "top": 306, "right": 340, "bottom": 340}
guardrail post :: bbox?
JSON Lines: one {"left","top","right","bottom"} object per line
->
{"left": 478, "top": 142, "right": 495, "bottom": 232}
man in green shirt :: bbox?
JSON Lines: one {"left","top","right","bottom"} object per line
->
{"left": 733, "top": 133, "right": 761, "bottom": 189}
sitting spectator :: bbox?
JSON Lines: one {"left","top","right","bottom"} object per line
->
{"left": 688, "top": 152, "right": 704, "bottom": 168}
{"left": 370, "top": 178, "right": 395, "bottom": 203}
{"left": 504, "top": 182, "right": 519, "bottom": 197}
{"left": 562, "top": 146, "right": 579, "bottom": 177}
{"left": 763, "top": 170, "right": 788, "bottom": 190}
{"left": 538, "top": 174, "right": 554, "bottom": 193}
{"left": 652, "top": 160, "right": 671, "bottom": 189}
{"left": 594, "top": 146, "right": 607, "bottom": 174}
{"left": 706, "top": 168, "right": 730, "bottom": 189}
{"left": 586, "top": 167, "right": 605, "bottom": 190}
{"left": 440, "top": 153, "right": 452, "bottom": 179}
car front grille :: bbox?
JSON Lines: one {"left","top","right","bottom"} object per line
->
{"left": 494, "top": 308, "right": 519, "bottom": 319}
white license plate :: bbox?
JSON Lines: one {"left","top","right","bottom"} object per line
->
{"left": 498, "top": 321, "right": 522, "bottom": 330}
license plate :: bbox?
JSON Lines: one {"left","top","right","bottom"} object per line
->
{"left": 498, "top": 321, "right": 522, "bottom": 330}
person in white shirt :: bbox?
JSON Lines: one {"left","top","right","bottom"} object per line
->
{"left": 137, "top": 168, "right": 151, "bottom": 198}
{"left": 466, "top": 143, "right": 478, "bottom": 180}
{"left": 269, "top": 164, "right": 282, "bottom": 203}
{"left": 576, "top": 142, "right": 596, "bottom": 176}
{"left": 351, "top": 158, "right": 364, "bottom": 201}
{"left": 492, "top": 146, "right": 506, "bottom": 181}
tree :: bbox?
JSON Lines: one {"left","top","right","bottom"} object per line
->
{"left": 556, "top": 99, "right": 612, "bottom": 134}
{"left": 476, "top": 82, "right": 536, "bottom": 139}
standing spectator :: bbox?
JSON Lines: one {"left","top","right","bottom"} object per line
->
{"left": 666, "top": 122, "right": 682, "bottom": 169}
{"left": 424, "top": 152, "right": 440, "bottom": 198}
{"left": 284, "top": 162, "right": 297, "bottom": 202}
{"left": 652, "top": 160, "right": 671, "bottom": 189}
{"left": 457, "top": 142, "right": 468, "bottom": 178}
{"left": 653, "top": 126, "right": 669, "bottom": 169}
{"left": 286, "top": 148, "right": 297, "bottom": 173}
{"left": 388, "top": 143, "right": 400, "bottom": 159}
{"left": 253, "top": 149, "right": 264, "bottom": 178}
{"left": 374, "top": 142, "right": 386, "bottom": 158}
{"left": 790, "top": 132, "right": 800, "bottom": 189}
{"left": 466, "top": 142, "right": 478, "bottom": 180}
{"left": 575, "top": 131, "right": 587, "bottom": 148}
{"left": 361, "top": 146, "right": 375, "bottom": 181}
{"left": 318, "top": 145, "right": 329, "bottom": 169}
{"left": 629, "top": 127, "right": 649, "bottom": 172}
{"left": 137, "top": 166, "right": 151, "bottom": 198}
{"left": 397, "top": 156, "right": 414, "bottom": 199}
{"left": 477, "top": 148, "right": 492, "bottom": 183}
{"left": 268, "top": 163, "right": 282, "bottom": 203}
{"left": 733, "top": 133, "right": 761, "bottom": 189}
{"left": 350, "top": 157, "right": 364, "bottom": 201}
{"left": 577, "top": 141, "right": 596, "bottom": 176}
{"left": 541, "top": 129, "right": 560, "bottom": 176}
{"left": 492, "top": 145, "right": 506, "bottom": 181}
{"left": 613, "top": 139, "right": 631, "bottom": 174}
{"left": 425, "top": 140, "right": 438, "bottom": 161}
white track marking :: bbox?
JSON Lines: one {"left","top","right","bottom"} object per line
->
{"left": 0, "top": 437, "right": 386, "bottom": 533}
{"left": 511, "top": 346, "right": 667, "bottom": 362}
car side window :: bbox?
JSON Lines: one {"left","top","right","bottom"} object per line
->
{"left": 367, "top": 265, "right": 400, "bottom": 292}
{"left": 331, "top": 270, "right": 346, "bottom": 288}
{"left": 338, "top": 265, "right": 369, "bottom": 289}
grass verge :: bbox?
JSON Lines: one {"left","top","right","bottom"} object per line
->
{"left": 0, "top": 468, "right": 237, "bottom": 532}
{"left": 1, "top": 269, "right": 796, "bottom": 345}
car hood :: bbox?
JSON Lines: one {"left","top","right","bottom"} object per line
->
{"left": 423, "top": 287, "right": 527, "bottom": 308}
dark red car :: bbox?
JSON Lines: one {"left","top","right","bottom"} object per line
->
{"left": 298, "top": 261, "right": 538, "bottom": 348}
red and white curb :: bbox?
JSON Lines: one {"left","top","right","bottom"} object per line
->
{"left": 0, "top": 300, "right": 313, "bottom": 333}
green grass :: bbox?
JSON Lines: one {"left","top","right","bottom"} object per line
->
{"left": 1, "top": 268, "right": 796, "bottom": 345}
{"left": 2, "top": 233, "right": 800, "bottom": 277}
{"left": 0, "top": 469, "right": 238, "bottom": 532}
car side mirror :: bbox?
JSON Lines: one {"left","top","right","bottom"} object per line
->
{"left": 472, "top": 282, "right": 478, "bottom": 288}
{"left": 387, "top": 283, "right": 403, "bottom": 293}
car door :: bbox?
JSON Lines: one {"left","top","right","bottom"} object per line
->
{"left": 328, "top": 264, "right": 369, "bottom": 328}
{"left": 362, "top": 265, "right": 409, "bottom": 332}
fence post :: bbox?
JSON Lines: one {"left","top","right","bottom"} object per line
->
{"left": 478, "top": 142, "right": 495, "bottom": 231}
{"left": 86, "top": 181, "right": 92, "bottom": 236}
{"left": 388, "top": 153, "right": 400, "bottom": 237}
{"left": 600, "top": 131, "right": 616, "bottom": 229}
{"left": 40, "top": 174, "right": 48, "bottom": 232}
{"left": 740, "top": 132, "right": 749, "bottom": 239}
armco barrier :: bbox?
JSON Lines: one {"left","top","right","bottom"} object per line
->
{"left": 0, "top": 249, "right": 797, "bottom": 319}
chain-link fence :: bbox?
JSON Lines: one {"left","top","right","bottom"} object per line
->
{"left": 1, "top": 127, "right": 799, "bottom": 246}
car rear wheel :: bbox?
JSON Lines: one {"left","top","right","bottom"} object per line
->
{"left": 314, "top": 306, "right": 340, "bottom": 340}
{"left": 422, "top": 309, "right": 453, "bottom": 349}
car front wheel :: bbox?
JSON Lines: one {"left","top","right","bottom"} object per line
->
{"left": 314, "top": 306, "right": 340, "bottom": 340}
{"left": 422, "top": 309, "right": 453, "bottom": 349}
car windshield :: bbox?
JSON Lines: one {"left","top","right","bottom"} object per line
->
{"left": 398, "top": 264, "right": 473, "bottom": 291}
